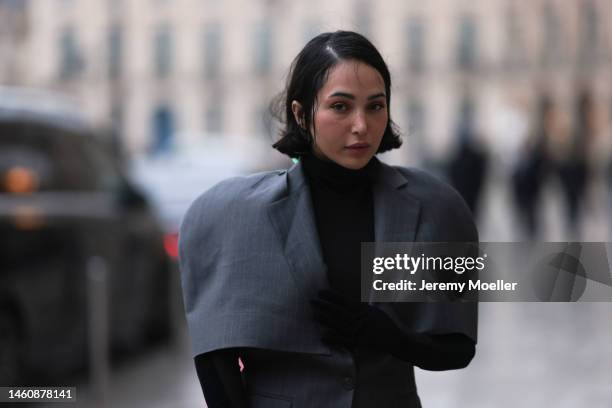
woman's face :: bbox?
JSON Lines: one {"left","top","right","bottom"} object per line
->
{"left": 294, "top": 60, "right": 389, "bottom": 169}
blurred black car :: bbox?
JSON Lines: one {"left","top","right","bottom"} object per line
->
{"left": 0, "top": 88, "right": 172, "bottom": 385}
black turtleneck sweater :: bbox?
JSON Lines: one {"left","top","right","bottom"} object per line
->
{"left": 193, "top": 154, "right": 476, "bottom": 408}
{"left": 301, "top": 153, "right": 379, "bottom": 302}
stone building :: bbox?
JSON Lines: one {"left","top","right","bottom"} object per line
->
{"left": 1, "top": 0, "right": 610, "bottom": 166}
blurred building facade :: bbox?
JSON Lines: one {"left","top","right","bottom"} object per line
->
{"left": 1, "top": 0, "right": 611, "bottom": 166}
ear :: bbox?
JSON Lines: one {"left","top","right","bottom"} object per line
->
{"left": 291, "top": 100, "right": 305, "bottom": 128}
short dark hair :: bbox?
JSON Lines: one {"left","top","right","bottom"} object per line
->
{"left": 271, "top": 30, "right": 402, "bottom": 158}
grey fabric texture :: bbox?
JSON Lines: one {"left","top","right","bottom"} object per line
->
{"left": 179, "top": 158, "right": 477, "bottom": 408}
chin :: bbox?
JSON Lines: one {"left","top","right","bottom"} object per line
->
{"left": 336, "top": 156, "right": 372, "bottom": 170}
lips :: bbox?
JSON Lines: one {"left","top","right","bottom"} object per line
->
{"left": 346, "top": 142, "right": 370, "bottom": 149}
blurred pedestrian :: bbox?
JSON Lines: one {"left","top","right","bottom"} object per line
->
{"left": 448, "top": 123, "right": 489, "bottom": 219}
{"left": 556, "top": 90, "right": 593, "bottom": 238}
{"left": 180, "top": 31, "right": 478, "bottom": 408}
{"left": 511, "top": 96, "right": 552, "bottom": 239}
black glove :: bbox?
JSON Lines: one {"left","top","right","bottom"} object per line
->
{"left": 310, "top": 289, "right": 405, "bottom": 350}
{"left": 311, "top": 289, "right": 477, "bottom": 370}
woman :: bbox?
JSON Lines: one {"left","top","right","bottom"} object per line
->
{"left": 180, "top": 31, "right": 478, "bottom": 408}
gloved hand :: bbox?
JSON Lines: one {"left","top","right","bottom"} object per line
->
{"left": 310, "top": 289, "right": 405, "bottom": 350}
{"left": 310, "top": 289, "right": 477, "bottom": 370}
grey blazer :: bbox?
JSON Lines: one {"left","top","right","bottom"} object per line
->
{"left": 179, "top": 158, "right": 478, "bottom": 408}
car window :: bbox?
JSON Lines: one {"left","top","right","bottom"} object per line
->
{"left": 77, "top": 135, "right": 124, "bottom": 191}
{"left": 0, "top": 122, "right": 121, "bottom": 192}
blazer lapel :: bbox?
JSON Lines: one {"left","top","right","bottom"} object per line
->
{"left": 368, "top": 162, "right": 421, "bottom": 303}
{"left": 267, "top": 160, "right": 421, "bottom": 300}
{"left": 373, "top": 162, "right": 421, "bottom": 243}
{"left": 267, "top": 163, "right": 329, "bottom": 297}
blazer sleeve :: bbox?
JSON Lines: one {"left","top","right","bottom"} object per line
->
{"left": 179, "top": 178, "right": 331, "bottom": 358}
{"left": 384, "top": 167, "right": 479, "bottom": 343}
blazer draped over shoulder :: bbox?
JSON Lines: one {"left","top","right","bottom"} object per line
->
{"left": 179, "top": 158, "right": 478, "bottom": 408}
{"left": 180, "top": 158, "right": 477, "bottom": 355}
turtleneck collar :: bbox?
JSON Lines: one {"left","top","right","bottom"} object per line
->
{"left": 301, "top": 152, "right": 380, "bottom": 192}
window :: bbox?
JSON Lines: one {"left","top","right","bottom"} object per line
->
{"left": 78, "top": 136, "right": 123, "bottom": 191}
{"left": 253, "top": 21, "right": 272, "bottom": 75}
{"left": 578, "top": 1, "right": 599, "bottom": 65}
{"left": 0, "top": 123, "right": 118, "bottom": 192}
{"left": 406, "top": 17, "right": 425, "bottom": 74}
{"left": 355, "top": 0, "right": 371, "bottom": 38}
{"left": 59, "top": 26, "right": 84, "bottom": 79}
{"left": 107, "top": 0, "right": 122, "bottom": 10}
{"left": 0, "top": 0, "right": 28, "bottom": 9}
{"left": 151, "top": 105, "right": 174, "bottom": 153}
{"left": 540, "top": 2, "right": 563, "bottom": 67}
{"left": 504, "top": 3, "right": 525, "bottom": 70}
{"left": 154, "top": 25, "right": 172, "bottom": 78}
{"left": 108, "top": 23, "right": 122, "bottom": 79}
{"left": 0, "top": 0, "right": 29, "bottom": 40}
{"left": 456, "top": 15, "right": 477, "bottom": 71}
{"left": 203, "top": 23, "right": 221, "bottom": 80}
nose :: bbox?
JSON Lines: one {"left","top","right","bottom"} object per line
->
{"left": 351, "top": 110, "right": 367, "bottom": 136}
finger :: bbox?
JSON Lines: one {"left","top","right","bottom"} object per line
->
{"left": 318, "top": 289, "right": 349, "bottom": 307}
{"left": 318, "top": 290, "right": 369, "bottom": 317}
{"left": 311, "top": 301, "right": 360, "bottom": 339}
{"left": 311, "top": 298, "right": 353, "bottom": 322}
{"left": 321, "top": 329, "right": 354, "bottom": 348}
{"left": 312, "top": 304, "right": 343, "bottom": 330}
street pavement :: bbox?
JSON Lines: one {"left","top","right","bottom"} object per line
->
{"left": 38, "top": 326, "right": 205, "bottom": 408}
{"left": 59, "top": 302, "right": 611, "bottom": 408}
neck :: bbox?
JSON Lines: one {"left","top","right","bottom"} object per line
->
{"left": 301, "top": 153, "right": 379, "bottom": 190}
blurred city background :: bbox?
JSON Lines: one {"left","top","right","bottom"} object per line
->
{"left": 0, "top": 0, "right": 611, "bottom": 407}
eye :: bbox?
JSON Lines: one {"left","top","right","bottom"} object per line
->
{"left": 330, "top": 102, "right": 348, "bottom": 112}
{"left": 368, "top": 102, "right": 386, "bottom": 111}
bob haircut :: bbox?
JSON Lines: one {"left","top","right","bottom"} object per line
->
{"left": 272, "top": 30, "right": 402, "bottom": 158}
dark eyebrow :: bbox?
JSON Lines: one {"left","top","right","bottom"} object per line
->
{"left": 329, "top": 92, "right": 355, "bottom": 99}
{"left": 327, "top": 91, "right": 387, "bottom": 100}
{"left": 367, "top": 92, "right": 386, "bottom": 100}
